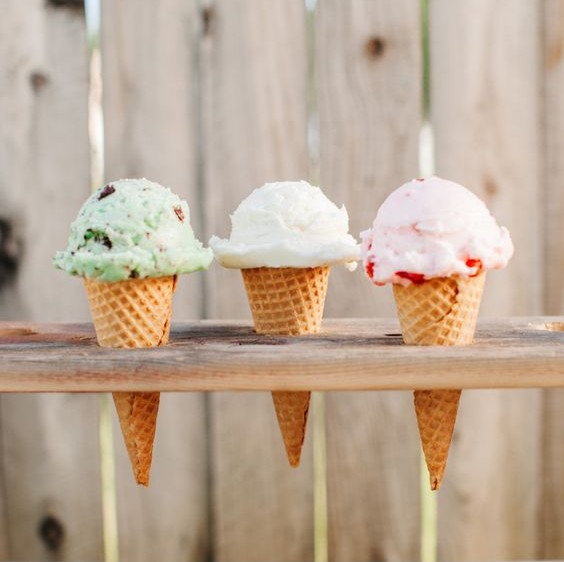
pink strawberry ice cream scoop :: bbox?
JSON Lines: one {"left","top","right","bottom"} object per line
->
{"left": 360, "top": 176, "right": 514, "bottom": 286}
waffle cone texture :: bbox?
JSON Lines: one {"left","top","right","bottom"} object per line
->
{"left": 393, "top": 273, "right": 486, "bottom": 490}
{"left": 84, "top": 275, "right": 177, "bottom": 486}
{"left": 241, "top": 266, "right": 329, "bottom": 467}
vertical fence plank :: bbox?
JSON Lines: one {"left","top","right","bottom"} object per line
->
{"left": 0, "top": 1, "right": 103, "bottom": 560}
{"left": 430, "top": 1, "right": 543, "bottom": 559}
{"left": 201, "top": 1, "right": 311, "bottom": 560}
{"left": 316, "top": 1, "right": 422, "bottom": 560}
{"left": 543, "top": 3, "right": 564, "bottom": 317}
{"left": 101, "top": 1, "right": 210, "bottom": 560}
{"left": 542, "top": 0, "right": 564, "bottom": 557}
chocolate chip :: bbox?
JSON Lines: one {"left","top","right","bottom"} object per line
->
{"left": 98, "top": 184, "right": 115, "bottom": 200}
{"left": 129, "top": 269, "right": 139, "bottom": 279}
{"left": 174, "top": 205, "right": 185, "bottom": 222}
{"left": 84, "top": 229, "right": 112, "bottom": 249}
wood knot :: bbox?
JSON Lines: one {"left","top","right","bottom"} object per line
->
{"left": 201, "top": 6, "right": 215, "bottom": 35}
{"left": 547, "top": 40, "right": 563, "bottom": 69}
{"left": 38, "top": 515, "right": 65, "bottom": 551}
{"left": 483, "top": 175, "right": 498, "bottom": 199}
{"left": 30, "top": 72, "right": 48, "bottom": 91}
{"left": 365, "top": 36, "right": 386, "bottom": 58}
{"left": 0, "top": 217, "right": 22, "bottom": 290}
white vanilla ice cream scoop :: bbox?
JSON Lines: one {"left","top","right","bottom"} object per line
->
{"left": 360, "top": 176, "right": 514, "bottom": 286}
{"left": 209, "top": 180, "right": 360, "bottom": 269}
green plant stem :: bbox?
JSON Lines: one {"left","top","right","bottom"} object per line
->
{"left": 420, "top": 451, "right": 437, "bottom": 562}
{"left": 313, "top": 392, "right": 328, "bottom": 562}
{"left": 100, "top": 393, "right": 119, "bottom": 562}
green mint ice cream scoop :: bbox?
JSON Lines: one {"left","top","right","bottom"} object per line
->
{"left": 54, "top": 178, "right": 213, "bottom": 282}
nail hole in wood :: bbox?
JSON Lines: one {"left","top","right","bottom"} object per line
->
{"left": 38, "top": 515, "right": 65, "bottom": 552}
{"left": 365, "top": 36, "right": 386, "bottom": 58}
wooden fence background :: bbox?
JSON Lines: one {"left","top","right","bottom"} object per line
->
{"left": 0, "top": 0, "right": 563, "bottom": 560}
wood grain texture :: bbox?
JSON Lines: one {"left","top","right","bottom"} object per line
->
{"left": 211, "top": 392, "right": 314, "bottom": 562}
{"left": 101, "top": 1, "right": 210, "bottom": 560}
{"left": 430, "top": 1, "right": 543, "bottom": 559}
{"left": 101, "top": 0, "right": 205, "bottom": 321}
{"left": 430, "top": 0, "right": 542, "bottom": 317}
{"left": 543, "top": 0, "right": 564, "bottom": 317}
{"left": 200, "top": 1, "right": 312, "bottom": 560}
{"left": 1, "top": 394, "right": 103, "bottom": 561}
{"left": 316, "top": 1, "right": 422, "bottom": 559}
{"left": 1, "top": 318, "right": 562, "bottom": 391}
{"left": 202, "top": 0, "right": 309, "bottom": 317}
{"left": 541, "top": 0, "right": 564, "bottom": 557}
{"left": 317, "top": 0, "right": 421, "bottom": 320}
{"left": 112, "top": 393, "right": 209, "bottom": 561}
{"left": 0, "top": 1, "right": 103, "bottom": 560}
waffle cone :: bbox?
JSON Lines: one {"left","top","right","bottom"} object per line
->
{"left": 241, "top": 266, "right": 329, "bottom": 466}
{"left": 414, "top": 388, "right": 461, "bottom": 490}
{"left": 271, "top": 391, "right": 311, "bottom": 467}
{"left": 393, "top": 273, "right": 486, "bottom": 490}
{"left": 84, "top": 275, "right": 177, "bottom": 486}
{"left": 112, "top": 391, "right": 160, "bottom": 486}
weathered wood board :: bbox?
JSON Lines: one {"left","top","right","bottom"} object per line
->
{"left": 542, "top": 0, "right": 564, "bottom": 557}
{"left": 200, "top": 1, "right": 313, "bottom": 560}
{"left": 0, "top": 1, "right": 103, "bottom": 560}
{"left": 100, "top": 0, "right": 210, "bottom": 560}
{"left": 430, "top": 1, "right": 543, "bottom": 559}
{"left": 316, "top": 0, "right": 423, "bottom": 558}
{"left": 0, "top": 319, "right": 562, "bottom": 392}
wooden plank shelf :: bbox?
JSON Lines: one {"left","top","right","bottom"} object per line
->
{"left": 0, "top": 317, "right": 563, "bottom": 393}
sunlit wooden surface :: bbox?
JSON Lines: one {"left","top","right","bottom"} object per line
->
{"left": 0, "top": 317, "right": 562, "bottom": 392}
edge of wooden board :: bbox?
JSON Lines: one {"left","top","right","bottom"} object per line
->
{"left": 0, "top": 317, "right": 562, "bottom": 392}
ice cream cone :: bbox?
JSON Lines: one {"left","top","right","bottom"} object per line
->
{"left": 241, "top": 266, "right": 329, "bottom": 466}
{"left": 83, "top": 275, "right": 177, "bottom": 485}
{"left": 413, "top": 388, "right": 461, "bottom": 490}
{"left": 393, "top": 273, "right": 486, "bottom": 489}
{"left": 271, "top": 391, "right": 311, "bottom": 467}
{"left": 112, "top": 391, "right": 160, "bottom": 486}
